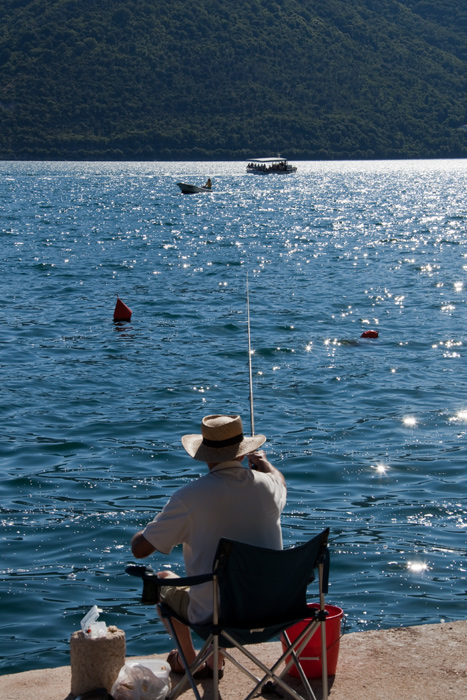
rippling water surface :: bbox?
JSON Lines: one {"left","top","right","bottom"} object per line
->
{"left": 1, "top": 160, "right": 467, "bottom": 674}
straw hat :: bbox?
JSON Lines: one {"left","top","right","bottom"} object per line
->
{"left": 182, "top": 415, "right": 266, "bottom": 462}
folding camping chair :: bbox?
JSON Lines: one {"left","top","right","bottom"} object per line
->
{"left": 126, "top": 527, "right": 330, "bottom": 700}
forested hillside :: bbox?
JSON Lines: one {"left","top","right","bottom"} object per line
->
{"left": 0, "top": 0, "right": 466, "bottom": 160}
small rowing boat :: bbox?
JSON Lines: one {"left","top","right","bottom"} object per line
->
{"left": 177, "top": 180, "right": 212, "bottom": 194}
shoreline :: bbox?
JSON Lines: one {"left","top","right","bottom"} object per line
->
{"left": 1, "top": 620, "right": 466, "bottom": 699}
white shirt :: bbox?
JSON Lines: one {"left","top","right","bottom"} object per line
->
{"left": 142, "top": 460, "right": 286, "bottom": 624}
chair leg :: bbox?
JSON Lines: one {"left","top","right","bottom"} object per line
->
{"left": 212, "top": 634, "right": 220, "bottom": 700}
{"left": 164, "top": 615, "right": 213, "bottom": 700}
{"left": 211, "top": 573, "right": 221, "bottom": 700}
{"left": 318, "top": 561, "right": 328, "bottom": 700}
{"left": 280, "top": 631, "right": 319, "bottom": 700}
{"left": 219, "top": 630, "right": 317, "bottom": 700}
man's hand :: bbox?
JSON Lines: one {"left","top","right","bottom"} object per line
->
{"left": 248, "top": 449, "right": 271, "bottom": 471}
{"left": 248, "top": 450, "right": 286, "bottom": 486}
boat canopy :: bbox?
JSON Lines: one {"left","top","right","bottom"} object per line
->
{"left": 247, "top": 157, "right": 287, "bottom": 163}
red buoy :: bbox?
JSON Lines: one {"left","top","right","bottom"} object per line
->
{"left": 113, "top": 297, "right": 132, "bottom": 322}
{"left": 361, "top": 330, "right": 378, "bottom": 338}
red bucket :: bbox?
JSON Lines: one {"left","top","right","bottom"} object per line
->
{"left": 281, "top": 603, "right": 343, "bottom": 679}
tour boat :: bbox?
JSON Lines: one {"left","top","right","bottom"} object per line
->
{"left": 246, "top": 156, "right": 297, "bottom": 174}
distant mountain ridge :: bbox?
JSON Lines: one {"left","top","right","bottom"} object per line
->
{"left": 0, "top": 0, "right": 466, "bottom": 160}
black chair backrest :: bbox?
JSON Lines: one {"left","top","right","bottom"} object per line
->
{"left": 213, "top": 528, "right": 329, "bottom": 629}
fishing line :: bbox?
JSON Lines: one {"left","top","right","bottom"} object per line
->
{"left": 246, "top": 273, "right": 255, "bottom": 437}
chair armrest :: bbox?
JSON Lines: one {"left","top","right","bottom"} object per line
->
{"left": 319, "top": 547, "right": 330, "bottom": 594}
{"left": 126, "top": 564, "right": 157, "bottom": 578}
{"left": 125, "top": 564, "right": 213, "bottom": 605}
{"left": 126, "top": 564, "right": 162, "bottom": 604}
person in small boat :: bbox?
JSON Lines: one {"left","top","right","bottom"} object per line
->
{"left": 204, "top": 177, "right": 212, "bottom": 189}
{"left": 131, "top": 414, "right": 286, "bottom": 678}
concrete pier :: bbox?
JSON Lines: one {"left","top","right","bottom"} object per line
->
{"left": 1, "top": 620, "right": 466, "bottom": 699}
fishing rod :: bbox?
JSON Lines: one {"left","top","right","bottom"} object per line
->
{"left": 246, "top": 273, "right": 255, "bottom": 437}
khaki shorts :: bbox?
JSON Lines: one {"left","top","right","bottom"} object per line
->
{"left": 160, "top": 583, "right": 190, "bottom": 621}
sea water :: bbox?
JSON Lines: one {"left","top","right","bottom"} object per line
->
{"left": 1, "top": 160, "right": 466, "bottom": 675}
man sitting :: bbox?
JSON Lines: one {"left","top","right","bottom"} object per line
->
{"left": 131, "top": 414, "right": 286, "bottom": 677}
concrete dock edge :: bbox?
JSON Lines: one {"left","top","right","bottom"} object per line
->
{"left": 1, "top": 620, "right": 466, "bottom": 699}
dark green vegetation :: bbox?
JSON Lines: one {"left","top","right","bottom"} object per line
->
{"left": 1, "top": 0, "right": 466, "bottom": 160}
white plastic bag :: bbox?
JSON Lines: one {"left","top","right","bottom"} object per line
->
{"left": 111, "top": 662, "right": 169, "bottom": 700}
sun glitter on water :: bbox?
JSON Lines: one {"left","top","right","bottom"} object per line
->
{"left": 371, "top": 463, "right": 389, "bottom": 475}
{"left": 407, "top": 561, "right": 429, "bottom": 573}
{"left": 449, "top": 410, "right": 467, "bottom": 423}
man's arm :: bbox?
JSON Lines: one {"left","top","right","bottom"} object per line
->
{"left": 131, "top": 531, "right": 157, "bottom": 558}
{"left": 248, "top": 450, "right": 286, "bottom": 488}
